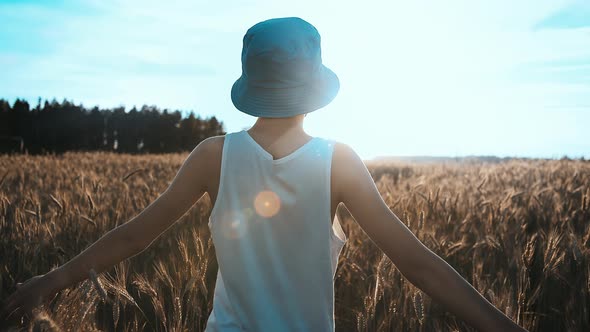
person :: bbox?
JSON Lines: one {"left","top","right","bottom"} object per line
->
{"left": 1, "top": 17, "right": 528, "bottom": 332}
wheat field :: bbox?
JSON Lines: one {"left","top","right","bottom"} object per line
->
{"left": 0, "top": 152, "right": 588, "bottom": 331}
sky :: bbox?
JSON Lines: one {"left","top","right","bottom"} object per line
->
{"left": 1, "top": 0, "right": 589, "bottom": 160}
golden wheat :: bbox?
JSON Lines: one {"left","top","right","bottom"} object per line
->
{"left": 0, "top": 152, "right": 588, "bottom": 331}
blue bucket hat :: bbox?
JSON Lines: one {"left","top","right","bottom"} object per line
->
{"left": 231, "top": 17, "right": 340, "bottom": 118}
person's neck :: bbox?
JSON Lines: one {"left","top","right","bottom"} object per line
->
{"left": 249, "top": 117, "right": 306, "bottom": 136}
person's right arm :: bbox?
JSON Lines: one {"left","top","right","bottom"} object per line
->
{"left": 1, "top": 136, "right": 221, "bottom": 323}
{"left": 332, "top": 142, "right": 527, "bottom": 332}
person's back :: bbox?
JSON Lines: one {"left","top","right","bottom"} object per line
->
{"left": 204, "top": 128, "right": 347, "bottom": 331}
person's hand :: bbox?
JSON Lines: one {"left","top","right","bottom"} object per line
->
{"left": 1, "top": 274, "right": 59, "bottom": 324}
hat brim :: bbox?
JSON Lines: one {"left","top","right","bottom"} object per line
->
{"left": 231, "top": 65, "right": 340, "bottom": 118}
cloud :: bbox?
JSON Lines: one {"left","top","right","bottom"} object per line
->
{"left": 534, "top": 1, "right": 590, "bottom": 29}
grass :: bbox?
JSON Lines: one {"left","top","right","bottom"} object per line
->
{"left": 0, "top": 151, "right": 588, "bottom": 331}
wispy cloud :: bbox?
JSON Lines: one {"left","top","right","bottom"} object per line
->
{"left": 534, "top": 1, "right": 590, "bottom": 29}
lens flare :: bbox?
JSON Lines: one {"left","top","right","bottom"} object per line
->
{"left": 218, "top": 210, "right": 248, "bottom": 239}
{"left": 254, "top": 190, "right": 281, "bottom": 218}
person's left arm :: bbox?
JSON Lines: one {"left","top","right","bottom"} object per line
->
{"left": 1, "top": 136, "right": 219, "bottom": 321}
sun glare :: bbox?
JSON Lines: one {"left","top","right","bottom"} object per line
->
{"left": 254, "top": 190, "right": 281, "bottom": 218}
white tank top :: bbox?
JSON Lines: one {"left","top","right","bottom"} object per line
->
{"left": 204, "top": 129, "right": 348, "bottom": 331}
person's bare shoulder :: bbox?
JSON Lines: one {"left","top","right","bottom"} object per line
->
{"left": 200, "top": 135, "right": 225, "bottom": 155}
{"left": 331, "top": 141, "right": 363, "bottom": 205}
{"left": 196, "top": 135, "right": 226, "bottom": 193}
{"left": 332, "top": 141, "right": 361, "bottom": 170}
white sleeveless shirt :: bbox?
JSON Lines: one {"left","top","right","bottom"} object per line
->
{"left": 204, "top": 129, "right": 348, "bottom": 331}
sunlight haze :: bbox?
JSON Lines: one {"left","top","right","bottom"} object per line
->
{"left": 1, "top": 0, "right": 588, "bottom": 160}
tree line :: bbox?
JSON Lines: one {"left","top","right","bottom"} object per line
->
{"left": 0, "top": 97, "right": 226, "bottom": 154}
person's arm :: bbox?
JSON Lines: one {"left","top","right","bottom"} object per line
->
{"left": 1, "top": 136, "right": 221, "bottom": 321}
{"left": 332, "top": 142, "right": 527, "bottom": 332}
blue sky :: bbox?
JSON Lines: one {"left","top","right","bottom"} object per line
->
{"left": 1, "top": 0, "right": 589, "bottom": 160}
